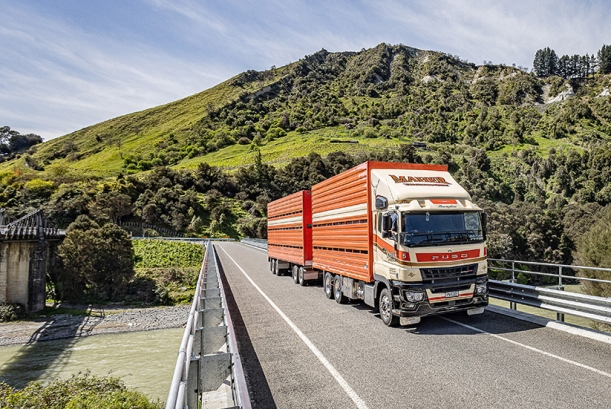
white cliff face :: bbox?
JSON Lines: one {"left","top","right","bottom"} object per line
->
{"left": 545, "top": 84, "right": 575, "bottom": 104}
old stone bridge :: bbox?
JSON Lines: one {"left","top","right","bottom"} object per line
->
{"left": 0, "top": 209, "right": 65, "bottom": 312}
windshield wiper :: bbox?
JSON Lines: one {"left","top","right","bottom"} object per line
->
{"left": 445, "top": 235, "right": 470, "bottom": 243}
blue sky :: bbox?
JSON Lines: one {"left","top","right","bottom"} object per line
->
{"left": 1, "top": 0, "right": 610, "bottom": 140}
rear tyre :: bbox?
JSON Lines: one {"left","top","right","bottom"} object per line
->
{"left": 379, "top": 288, "right": 399, "bottom": 327}
{"left": 292, "top": 265, "right": 300, "bottom": 284}
{"left": 270, "top": 259, "right": 275, "bottom": 272}
{"left": 333, "top": 275, "right": 348, "bottom": 304}
{"left": 273, "top": 259, "right": 279, "bottom": 275}
{"left": 323, "top": 272, "right": 334, "bottom": 299}
{"left": 299, "top": 267, "right": 306, "bottom": 286}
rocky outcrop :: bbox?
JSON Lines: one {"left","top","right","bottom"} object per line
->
{"left": 597, "top": 87, "right": 610, "bottom": 97}
{"left": 546, "top": 84, "right": 575, "bottom": 104}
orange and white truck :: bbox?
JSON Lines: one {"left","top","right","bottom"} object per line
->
{"left": 267, "top": 161, "right": 488, "bottom": 326}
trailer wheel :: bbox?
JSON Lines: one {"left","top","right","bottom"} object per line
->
{"left": 298, "top": 267, "right": 307, "bottom": 286}
{"left": 323, "top": 272, "right": 334, "bottom": 299}
{"left": 273, "top": 259, "right": 279, "bottom": 275}
{"left": 270, "top": 258, "right": 275, "bottom": 272}
{"left": 292, "top": 265, "right": 300, "bottom": 284}
{"left": 276, "top": 261, "right": 285, "bottom": 276}
{"left": 333, "top": 275, "right": 348, "bottom": 304}
{"left": 379, "top": 288, "right": 399, "bottom": 327}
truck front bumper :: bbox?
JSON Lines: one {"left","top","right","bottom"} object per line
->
{"left": 392, "top": 295, "right": 488, "bottom": 317}
{"left": 390, "top": 276, "right": 489, "bottom": 317}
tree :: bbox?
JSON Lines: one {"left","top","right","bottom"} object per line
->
{"left": 533, "top": 47, "right": 558, "bottom": 77}
{"left": 575, "top": 205, "right": 611, "bottom": 296}
{"left": 598, "top": 44, "right": 611, "bottom": 74}
{"left": 58, "top": 217, "right": 134, "bottom": 301}
{"left": 88, "top": 190, "right": 133, "bottom": 224}
{"left": 0, "top": 126, "right": 42, "bottom": 154}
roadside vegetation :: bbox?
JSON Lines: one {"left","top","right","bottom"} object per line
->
{"left": 132, "top": 240, "right": 204, "bottom": 304}
{"left": 0, "top": 372, "right": 161, "bottom": 409}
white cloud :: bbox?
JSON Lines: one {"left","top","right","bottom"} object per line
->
{"left": 1, "top": 0, "right": 610, "bottom": 140}
{"left": 0, "top": 3, "right": 231, "bottom": 140}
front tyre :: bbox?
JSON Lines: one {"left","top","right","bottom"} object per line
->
{"left": 379, "top": 288, "right": 399, "bottom": 327}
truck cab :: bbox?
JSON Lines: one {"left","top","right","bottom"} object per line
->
{"left": 372, "top": 169, "right": 488, "bottom": 325}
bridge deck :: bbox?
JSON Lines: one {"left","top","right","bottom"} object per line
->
{"left": 215, "top": 242, "right": 611, "bottom": 409}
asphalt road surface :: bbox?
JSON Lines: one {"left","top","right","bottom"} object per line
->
{"left": 215, "top": 242, "right": 611, "bottom": 409}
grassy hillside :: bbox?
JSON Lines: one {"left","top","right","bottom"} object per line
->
{"left": 3, "top": 43, "right": 610, "bottom": 180}
{"left": 1, "top": 64, "right": 293, "bottom": 177}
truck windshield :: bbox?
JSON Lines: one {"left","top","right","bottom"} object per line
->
{"left": 400, "top": 211, "right": 484, "bottom": 247}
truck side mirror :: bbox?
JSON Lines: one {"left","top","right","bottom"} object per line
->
{"left": 375, "top": 196, "right": 388, "bottom": 209}
{"left": 382, "top": 213, "right": 392, "bottom": 231}
{"left": 481, "top": 212, "right": 487, "bottom": 239}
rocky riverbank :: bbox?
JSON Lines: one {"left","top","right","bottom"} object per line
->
{"left": 0, "top": 305, "right": 191, "bottom": 346}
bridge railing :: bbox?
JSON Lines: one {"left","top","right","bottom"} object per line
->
{"left": 488, "top": 258, "right": 611, "bottom": 324}
{"left": 132, "top": 236, "right": 235, "bottom": 244}
{"left": 166, "top": 242, "right": 250, "bottom": 409}
{"left": 240, "top": 238, "right": 268, "bottom": 250}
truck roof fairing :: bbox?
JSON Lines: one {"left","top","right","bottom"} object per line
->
{"left": 371, "top": 168, "right": 471, "bottom": 205}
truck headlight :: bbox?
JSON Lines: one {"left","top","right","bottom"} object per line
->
{"left": 475, "top": 282, "right": 487, "bottom": 295}
{"left": 403, "top": 291, "right": 424, "bottom": 302}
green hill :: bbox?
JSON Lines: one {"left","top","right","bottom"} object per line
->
{"left": 4, "top": 43, "right": 609, "bottom": 179}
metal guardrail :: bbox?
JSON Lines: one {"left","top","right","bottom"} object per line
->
{"left": 166, "top": 243, "right": 250, "bottom": 409}
{"left": 488, "top": 258, "right": 611, "bottom": 324}
{"left": 235, "top": 240, "right": 611, "bottom": 325}
{"left": 133, "top": 237, "right": 235, "bottom": 244}
{"left": 240, "top": 238, "right": 268, "bottom": 250}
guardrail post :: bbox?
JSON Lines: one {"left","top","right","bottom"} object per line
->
{"left": 556, "top": 266, "right": 565, "bottom": 322}
{"left": 187, "top": 356, "right": 200, "bottom": 409}
{"left": 510, "top": 260, "right": 517, "bottom": 310}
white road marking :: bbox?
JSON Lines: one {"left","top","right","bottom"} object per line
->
{"left": 441, "top": 317, "right": 611, "bottom": 379}
{"left": 218, "top": 245, "right": 369, "bottom": 409}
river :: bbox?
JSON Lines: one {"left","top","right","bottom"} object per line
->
{"left": 0, "top": 327, "right": 183, "bottom": 403}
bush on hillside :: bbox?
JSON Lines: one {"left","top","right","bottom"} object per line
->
{"left": 56, "top": 216, "right": 134, "bottom": 301}
{"left": 0, "top": 372, "right": 160, "bottom": 409}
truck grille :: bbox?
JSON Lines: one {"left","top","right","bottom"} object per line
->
{"left": 420, "top": 264, "right": 478, "bottom": 280}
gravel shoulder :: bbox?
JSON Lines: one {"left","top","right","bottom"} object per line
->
{"left": 0, "top": 305, "right": 190, "bottom": 346}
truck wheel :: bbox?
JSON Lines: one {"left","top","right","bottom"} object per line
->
{"left": 292, "top": 265, "right": 300, "bottom": 284}
{"left": 333, "top": 275, "right": 347, "bottom": 304}
{"left": 273, "top": 259, "right": 279, "bottom": 275}
{"left": 299, "top": 267, "right": 307, "bottom": 286}
{"left": 379, "top": 288, "right": 399, "bottom": 327}
{"left": 270, "top": 259, "right": 275, "bottom": 273}
{"left": 323, "top": 272, "right": 334, "bottom": 299}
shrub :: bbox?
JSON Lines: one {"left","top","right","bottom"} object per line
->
{"left": 23, "top": 179, "right": 55, "bottom": 199}
{"left": 57, "top": 217, "right": 134, "bottom": 301}
{"left": 0, "top": 372, "right": 160, "bottom": 409}
{"left": 0, "top": 303, "right": 24, "bottom": 323}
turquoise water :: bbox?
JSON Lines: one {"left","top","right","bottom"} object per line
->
{"left": 0, "top": 327, "right": 184, "bottom": 403}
